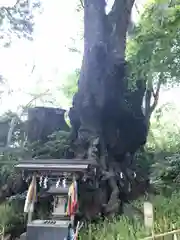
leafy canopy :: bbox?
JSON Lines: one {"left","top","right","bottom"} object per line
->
{"left": 0, "top": 0, "right": 42, "bottom": 47}
{"left": 126, "top": 0, "right": 180, "bottom": 88}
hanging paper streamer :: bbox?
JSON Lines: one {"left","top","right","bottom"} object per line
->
{"left": 56, "top": 178, "right": 61, "bottom": 188}
{"left": 62, "top": 178, "right": 67, "bottom": 188}
{"left": 43, "top": 176, "right": 48, "bottom": 189}
{"left": 39, "top": 176, "right": 43, "bottom": 187}
{"left": 24, "top": 175, "right": 37, "bottom": 213}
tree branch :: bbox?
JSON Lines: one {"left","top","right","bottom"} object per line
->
{"left": 134, "top": 3, "right": 140, "bottom": 15}
{"left": 150, "top": 77, "right": 161, "bottom": 114}
{"left": 79, "top": 0, "right": 84, "bottom": 8}
{"left": 14, "top": 0, "right": 21, "bottom": 8}
{"left": 84, "top": 0, "right": 107, "bottom": 50}
{"left": 108, "top": 0, "right": 135, "bottom": 59}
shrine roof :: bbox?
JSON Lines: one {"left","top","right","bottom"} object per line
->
{"left": 15, "top": 158, "right": 97, "bottom": 173}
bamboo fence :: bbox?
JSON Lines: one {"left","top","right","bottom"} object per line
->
{"left": 142, "top": 228, "right": 180, "bottom": 240}
{"left": 0, "top": 225, "right": 4, "bottom": 240}
{"left": 142, "top": 202, "right": 180, "bottom": 240}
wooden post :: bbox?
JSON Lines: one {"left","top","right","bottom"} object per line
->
{"left": 27, "top": 202, "right": 34, "bottom": 224}
{"left": 173, "top": 224, "right": 178, "bottom": 240}
{"left": 144, "top": 202, "right": 154, "bottom": 238}
{"left": 27, "top": 211, "right": 33, "bottom": 224}
{"left": 1, "top": 226, "right": 4, "bottom": 240}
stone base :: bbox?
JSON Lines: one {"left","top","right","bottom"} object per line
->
{"left": 26, "top": 220, "right": 70, "bottom": 240}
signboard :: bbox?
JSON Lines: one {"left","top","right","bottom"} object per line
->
{"left": 144, "top": 202, "right": 154, "bottom": 229}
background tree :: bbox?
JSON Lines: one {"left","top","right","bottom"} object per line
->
{"left": 0, "top": 0, "right": 42, "bottom": 47}
{"left": 127, "top": 0, "right": 180, "bottom": 128}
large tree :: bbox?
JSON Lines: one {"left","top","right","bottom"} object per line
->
{"left": 66, "top": 0, "right": 180, "bottom": 131}
{"left": 69, "top": 0, "right": 148, "bottom": 218}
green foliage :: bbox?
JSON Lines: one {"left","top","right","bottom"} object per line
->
{"left": 151, "top": 154, "right": 180, "bottom": 194}
{"left": 62, "top": 69, "right": 80, "bottom": 101}
{"left": 0, "top": 203, "right": 15, "bottom": 228}
{"left": 26, "top": 130, "right": 72, "bottom": 158}
{"left": 126, "top": 0, "right": 180, "bottom": 88}
{"left": 0, "top": 130, "right": 72, "bottom": 236}
{"left": 79, "top": 101, "right": 180, "bottom": 239}
{"left": 80, "top": 216, "right": 146, "bottom": 240}
{"left": 147, "top": 103, "right": 180, "bottom": 152}
{"left": 146, "top": 103, "right": 180, "bottom": 194}
{"left": 0, "top": 0, "right": 42, "bottom": 46}
{"left": 80, "top": 192, "right": 180, "bottom": 239}
{"left": 0, "top": 153, "right": 18, "bottom": 187}
{"left": 0, "top": 203, "right": 25, "bottom": 234}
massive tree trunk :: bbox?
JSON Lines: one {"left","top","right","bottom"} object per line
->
{"left": 69, "top": 0, "right": 148, "bottom": 219}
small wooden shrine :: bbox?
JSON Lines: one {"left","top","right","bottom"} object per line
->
{"left": 14, "top": 107, "right": 97, "bottom": 240}
{"left": 16, "top": 158, "right": 96, "bottom": 240}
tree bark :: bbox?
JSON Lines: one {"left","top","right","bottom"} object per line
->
{"left": 69, "top": 0, "right": 148, "bottom": 219}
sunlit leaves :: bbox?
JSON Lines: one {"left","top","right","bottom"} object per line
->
{"left": 127, "top": 0, "right": 180, "bottom": 88}
{"left": 61, "top": 69, "right": 80, "bottom": 100}
{"left": 0, "top": 0, "right": 42, "bottom": 47}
